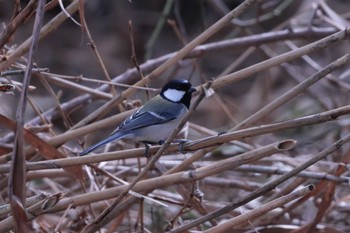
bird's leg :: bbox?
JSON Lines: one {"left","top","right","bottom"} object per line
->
{"left": 193, "top": 180, "right": 204, "bottom": 202}
{"left": 156, "top": 139, "right": 189, "bottom": 154}
{"left": 143, "top": 142, "right": 151, "bottom": 158}
{"left": 173, "top": 139, "right": 190, "bottom": 154}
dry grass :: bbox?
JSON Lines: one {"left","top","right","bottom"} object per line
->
{"left": 1, "top": 0, "right": 350, "bottom": 232}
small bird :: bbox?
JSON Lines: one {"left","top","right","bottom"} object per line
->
{"left": 80, "top": 79, "right": 196, "bottom": 156}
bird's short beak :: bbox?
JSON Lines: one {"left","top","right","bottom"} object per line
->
{"left": 190, "top": 87, "right": 196, "bottom": 93}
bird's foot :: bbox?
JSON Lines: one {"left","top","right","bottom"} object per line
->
{"left": 218, "top": 131, "right": 227, "bottom": 136}
{"left": 143, "top": 143, "right": 151, "bottom": 158}
{"left": 174, "top": 139, "right": 190, "bottom": 154}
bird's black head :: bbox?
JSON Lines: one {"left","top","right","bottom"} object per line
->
{"left": 160, "top": 79, "right": 196, "bottom": 109}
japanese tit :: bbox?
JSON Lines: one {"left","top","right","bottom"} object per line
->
{"left": 80, "top": 79, "right": 196, "bottom": 156}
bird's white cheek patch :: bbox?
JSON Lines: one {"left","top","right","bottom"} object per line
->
{"left": 163, "top": 89, "right": 185, "bottom": 102}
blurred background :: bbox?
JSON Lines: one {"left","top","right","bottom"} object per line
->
{"left": 1, "top": 0, "right": 350, "bottom": 232}
{"left": 1, "top": 0, "right": 349, "bottom": 134}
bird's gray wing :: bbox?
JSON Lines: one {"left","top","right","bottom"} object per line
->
{"left": 113, "top": 96, "right": 185, "bottom": 133}
{"left": 118, "top": 109, "right": 177, "bottom": 132}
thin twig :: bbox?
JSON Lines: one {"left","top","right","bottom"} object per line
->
{"left": 232, "top": 54, "right": 348, "bottom": 130}
{"left": 8, "top": 140, "right": 294, "bottom": 222}
{"left": 1, "top": 104, "right": 350, "bottom": 173}
{"left": 83, "top": 81, "right": 212, "bottom": 233}
{"left": 211, "top": 29, "right": 349, "bottom": 90}
{"left": 169, "top": 133, "right": 350, "bottom": 232}
{"left": 0, "top": 0, "right": 82, "bottom": 71}
{"left": 8, "top": 1, "right": 46, "bottom": 232}
{"left": 1, "top": 26, "right": 339, "bottom": 140}
{"left": 81, "top": 9, "right": 116, "bottom": 96}
{"left": 203, "top": 185, "right": 314, "bottom": 233}
{"left": 70, "top": 0, "right": 258, "bottom": 129}
{"left": 0, "top": 0, "right": 37, "bottom": 50}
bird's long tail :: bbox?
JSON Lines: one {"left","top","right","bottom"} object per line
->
{"left": 79, "top": 132, "right": 129, "bottom": 156}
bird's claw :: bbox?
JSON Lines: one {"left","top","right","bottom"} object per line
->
{"left": 143, "top": 143, "right": 151, "bottom": 158}
{"left": 218, "top": 131, "right": 227, "bottom": 136}
{"left": 193, "top": 183, "right": 204, "bottom": 202}
{"left": 176, "top": 139, "right": 190, "bottom": 154}
{"left": 143, "top": 139, "right": 189, "bottom": 156}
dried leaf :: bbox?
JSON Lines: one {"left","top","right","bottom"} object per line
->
{"left": 0, "top": 114, "right": 85, "bottom": 180}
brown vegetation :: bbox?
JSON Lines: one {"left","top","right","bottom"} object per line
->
{"left": 1, "top": 0, "right": 350, "bottom": 232}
